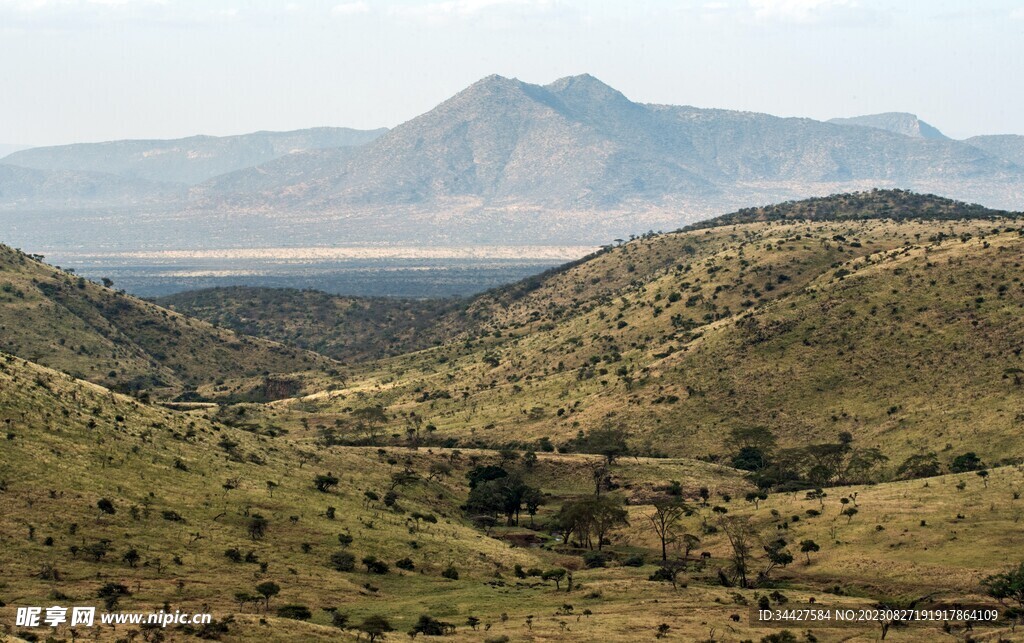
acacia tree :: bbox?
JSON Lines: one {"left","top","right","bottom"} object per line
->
{"left": 649, "top": 558, "right": 688, "bottom": 590}
{"left": 761, "top": 538, "right": 793, "bottom": 583}
{"left": 800, "top": 539, "right": 820, "bottom": 565}
{"left": 982, "top": 562, "right": 1024, "bottom": 611}
{"left": 352, "top": 406, "right": 388, "bottom": 444}
{"left": 314, "top": 473, "right": 339, "bottom": 493}
{"left": 555, "top": 495, "right": 629, "bottom": 550}
{"left": 358, "top": 615, "right": 394, "bottom": 642}
{"left": 648, "top": 498, "right": 689, "bottom": 561}
{"left": 579, "top": 425, "right": 630, "bottom": 465}
{"left": 680, "top": 533, "right": 701, "bottom": 559}
{"left": 542, "top": 568, "right": 567, "bottom": 590}
{"left": 255, "top": 581, "right": 280, "bottom": 611}
{"left": 465, "top": 473, "right": 537, "bottom": 526}
{"left": 719, "top": 516, "right": 757, "bottom": 588}
{"left": 523, "top": 487, "right": 544, "bottom": 527}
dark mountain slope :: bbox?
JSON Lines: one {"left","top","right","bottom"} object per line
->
{"left": 156, "top": 286, "right": 462, "bottom": 363}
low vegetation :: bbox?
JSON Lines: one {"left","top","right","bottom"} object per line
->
{"left": 2, "top": 191, "right": 1023, "bottom": 641}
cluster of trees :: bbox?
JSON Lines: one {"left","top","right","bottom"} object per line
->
{"left": 728, "top": 427, "right": 887, "bottom": 489}
{"left": 553, "top": 495, "right": 629, "bottom": 551}
{"left": 730, "top": 427, "right": 993, "bottom": 486}
{"left": 558, "top": 425, "right": 631, "bottom": 464}
{"left": 464, "top": 465, "right": 543, "bottom": 527}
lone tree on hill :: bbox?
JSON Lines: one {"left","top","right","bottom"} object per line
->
{"left": 981, "top": 562, "right": 1024, "bottom": 611}
{"left": 255, "top": 581, "right": 280, "bottom": 611}
{"left": 648, "top": 497, "right": 689, "bottom": 561}
{"left": 314, "top": 473, "right": 339, "bottom": 493}
{"left": 358, "top": 615, "right": 394, "bottom": 642}
{"left": 542, "top": 568, "right": 568, "bottom": 590}
{"left": 97, "top": 498, "right": 116, "bottom": 515}
{"left": 580, "top": 425, "right": 631, "bottom": 465}
{"left": 800, "top": 539, "right": 820, "bottom": 565}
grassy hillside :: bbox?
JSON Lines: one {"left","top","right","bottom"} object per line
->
{"left": 5, "top": 191, "right": 1024, "bottom": 641}
{"left": 254, "top": 193, "right": 1024, "bottom": 474}
{"left": 156, "top": 287, "right": 462, "bottom": 363}
{"left": 0, "top": 244, "right": 336, "bottom": 398}
{"left": 2, "top": 352, "right": 1022, "bottom": 641}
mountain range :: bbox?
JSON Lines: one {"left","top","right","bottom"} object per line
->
{"left": 2, "top": 74, "right": 1023, "bottom": 247}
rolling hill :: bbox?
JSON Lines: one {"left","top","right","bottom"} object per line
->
{"left": 1, "top": 347, "right": 1021, "bottom": 641}
{"left": 966, "top": 134, "right": 1024, "bottom": 168}
{"left": 240, "top": 191, "right": 1024, "bottom": 470}
{"left": 0, "top": 243, "right": 336, "bottom": 397}
{"left": 3, "top": 191, "right": 1024, "bottom": 641}
{"left": 0, "top": 163, "right": 183, "bottom": 207}
{"left": 155, "top": 286, "right": 463, "bottom": 363}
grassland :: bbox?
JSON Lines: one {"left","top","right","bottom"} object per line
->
{"left": 156, "top": 287, "right": 462, "bottom": 363}
{"left": 261, "top": 216, "right": 1024, "bottom": 471}
{"left": 2, "top": 351, "right": 1023, "bottom": 641}
{"left": 0, "top": 244, "right": 335, "bottom": 398}
{"left": 3, "top": 191, "right": 1024, "bottom": 642}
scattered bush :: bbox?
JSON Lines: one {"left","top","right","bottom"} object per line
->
{"left": 276, "top": 605, "right": 312, "bottom": 621}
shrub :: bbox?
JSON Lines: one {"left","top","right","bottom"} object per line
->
{"left": 441, "top": 566, "right": 459, "bottom": 580}
{"left": 951, "top": 452, "right": 983, "bottom": 473}
{"left": 411, "top": 615, "right": 454, "bottom": 636}
{"left": 330, "top": 551, "right": 355, "bottom": 572}
{"left": 583, "top": 551, "right": 610, "bottom": 568}
{"left": 623, "top": 553, "right": 645, "bottom": 567}
{"left": 362, "top": 555, "right": 389, "bottom": 574}
{"left": 395, "top": 557, "right": 415, "bottom": 571}
{"left": 276, "top": 605, "right": 312, "bottom": 621}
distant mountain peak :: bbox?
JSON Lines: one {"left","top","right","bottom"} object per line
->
{"left": 828, "top": 112, "right": 948, "bottom": 140}
{"left": 463, "top": 73, "right": 528, "bottom": 92}
{"left": 546, "top": 73, "right": 630, "bottom": 103}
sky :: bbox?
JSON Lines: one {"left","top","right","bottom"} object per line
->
{"left": 2, "top": 0, "right": 1022, "bottom": 146}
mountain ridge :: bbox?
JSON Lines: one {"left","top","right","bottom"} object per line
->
{"left": 828, "top": 112, "right": 949, "bottom": 140}
{"left": 2, "top": 126, "right": 387, "bottom": 186}
{"left": 3, "top": 75, "right": 1024, "bottom": 248}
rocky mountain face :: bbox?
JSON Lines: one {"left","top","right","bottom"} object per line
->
{"left": 1, "top": 75, "right": 1022, "bottom": 246}
{"left": 199, "top": 76, "right": 1021, "bottom": 210}
{"left": 827, "top": 112, "right": 949, "bottom": 140}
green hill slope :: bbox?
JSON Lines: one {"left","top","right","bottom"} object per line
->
{"left": 0, "top": 244, "right": 335, "bottom": 397}
{"left": 156, "top": 287, "right": 461, "bottom": 363}
{"left": 261, "top": 192, "right": 1023, "bottom": 473}
{"left": 3, "top": 351, "right": 1023, "bottom": 641}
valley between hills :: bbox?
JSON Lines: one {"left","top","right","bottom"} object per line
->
{"left": 2, "top": 190, "right": 1024, "bottom": 642}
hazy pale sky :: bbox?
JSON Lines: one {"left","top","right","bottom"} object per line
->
{"left": 2, "top": 0, "right": 1022, "bottom": 146}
